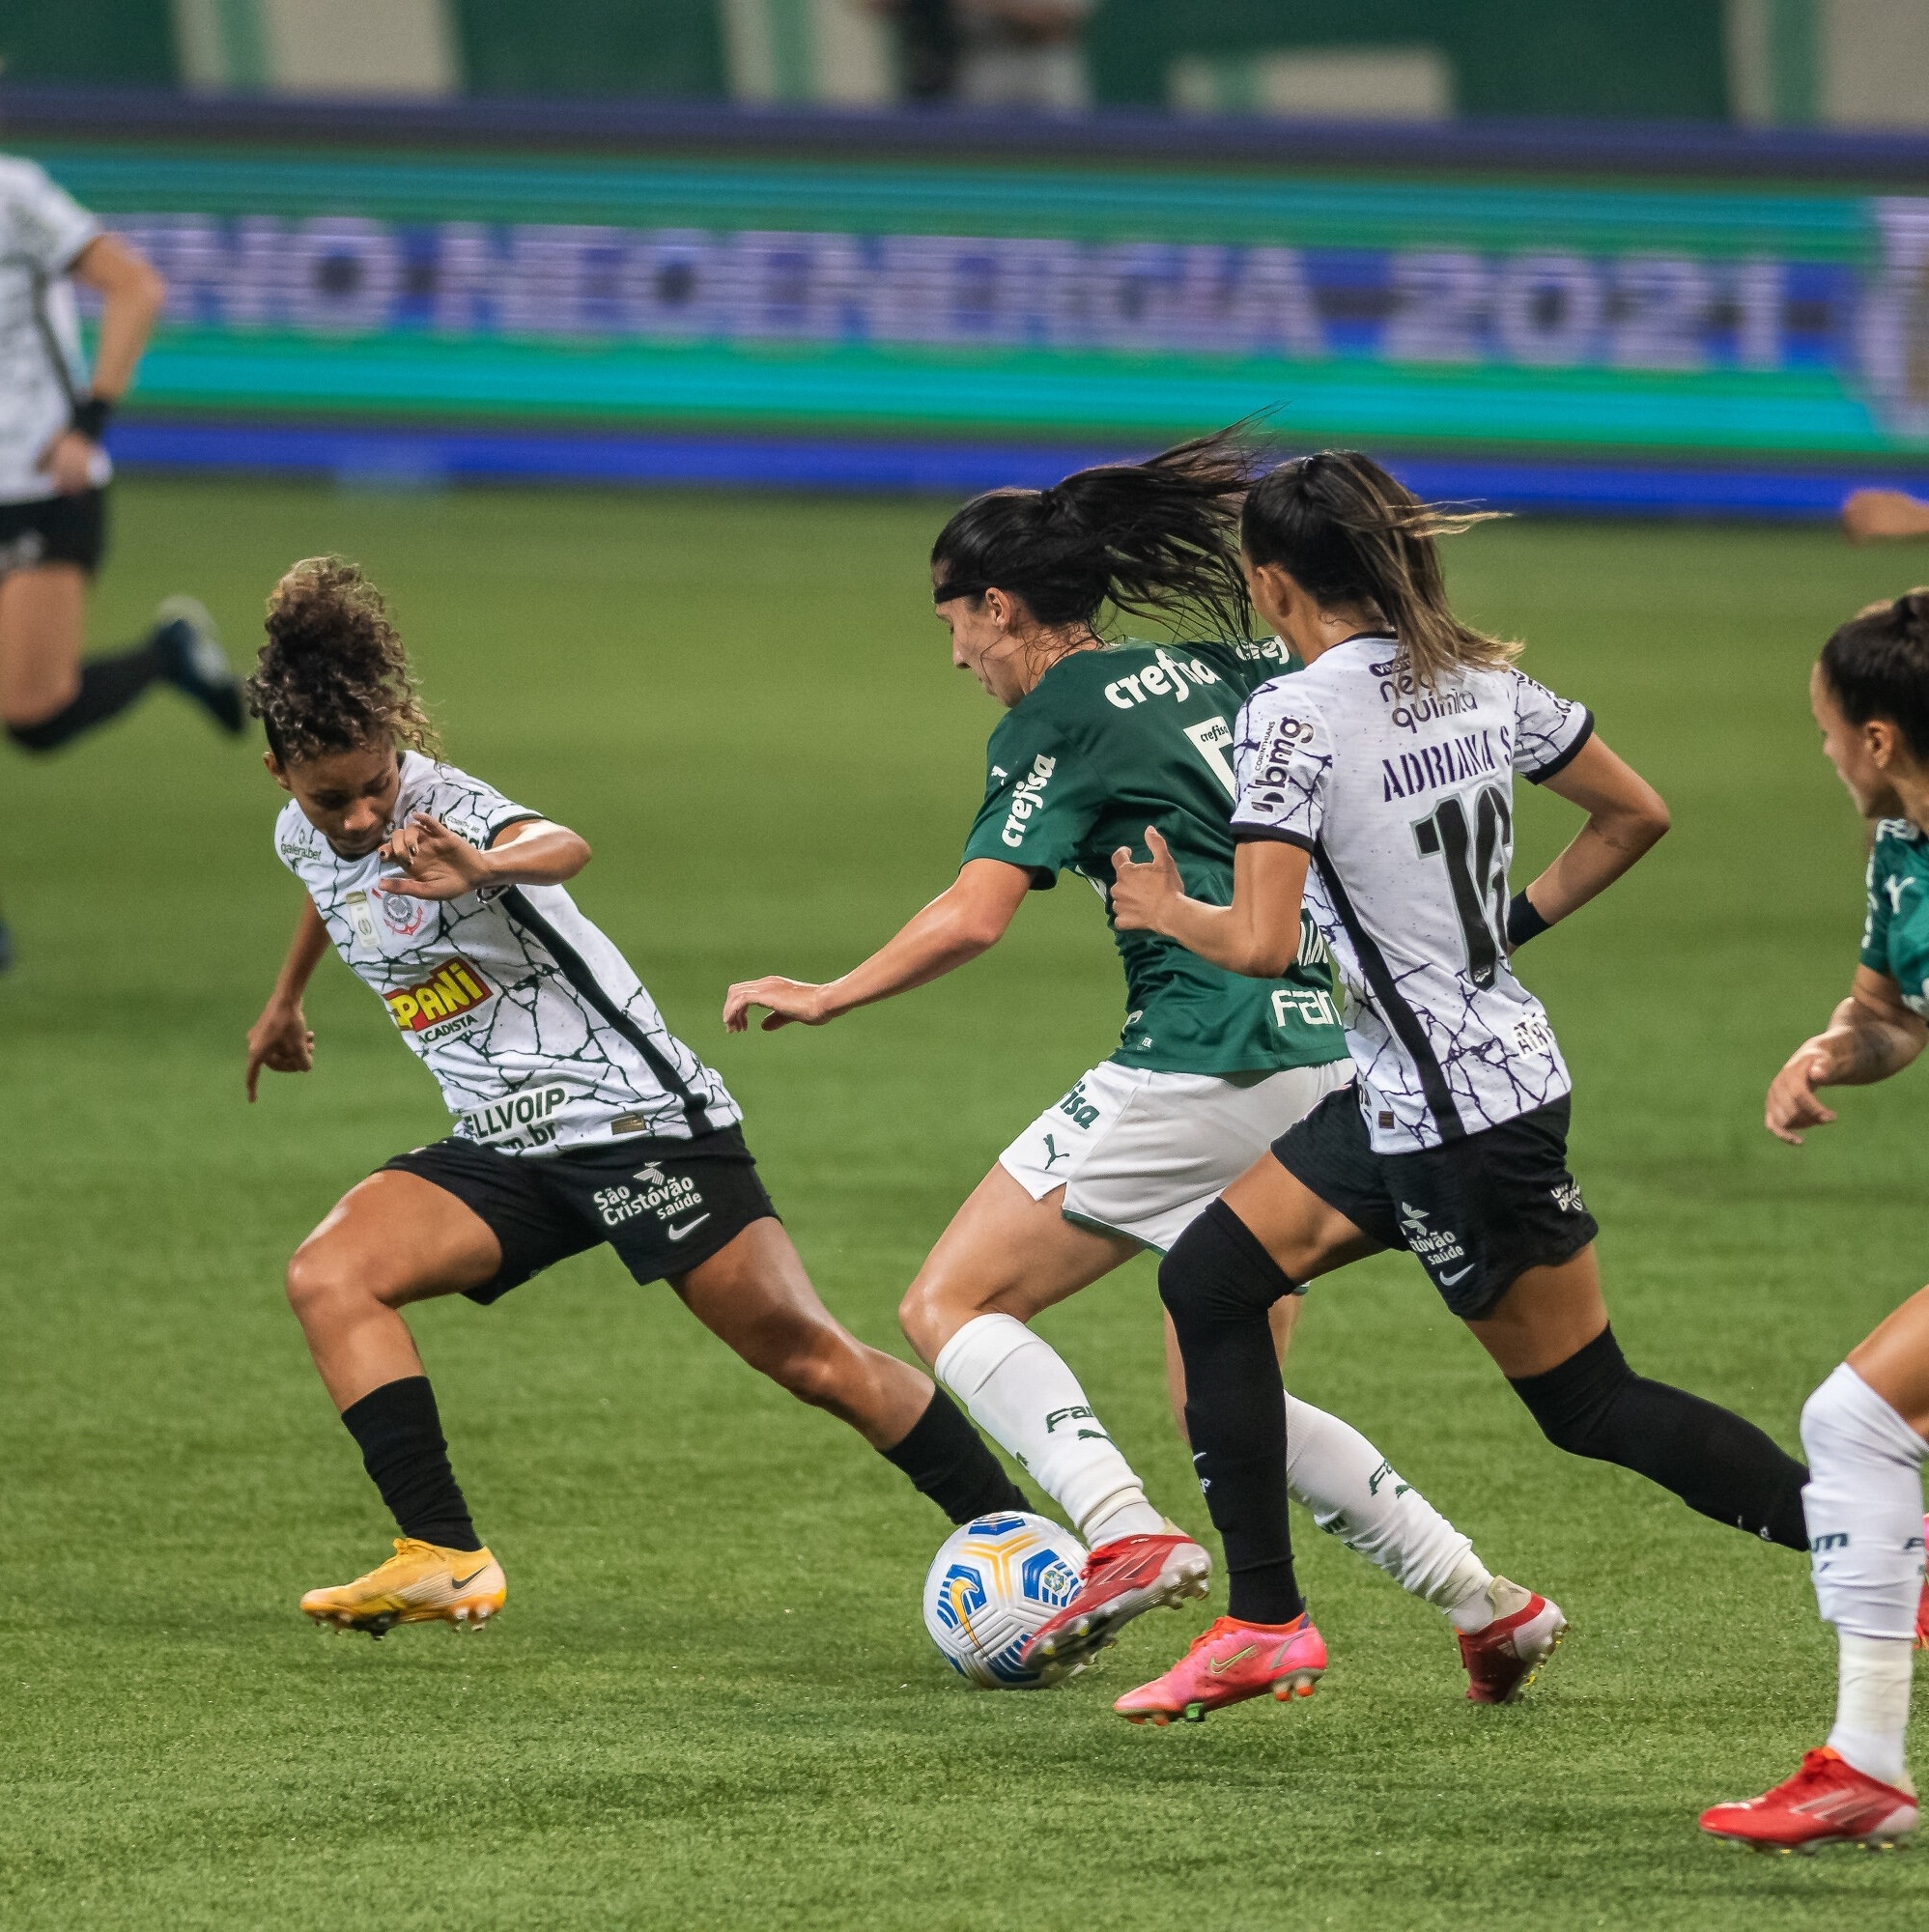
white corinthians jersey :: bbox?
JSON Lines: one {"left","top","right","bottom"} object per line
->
{"left": 0, "top": 158, "right": 106, "bottom": 505}
{"left": 1230, "top": 636, "right": 1593, "bottom": 1152}
{"left": 275, "top": 753, "right": 739, "bottom": 1155}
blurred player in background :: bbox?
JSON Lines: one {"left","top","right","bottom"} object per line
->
{"left": 243, "top": 557, "right": 1024, "bottom": 1637}
{"left": 1844, "top": 490, "right": 1929, "bottom": 543}
{"left": 1109, "top": 450, "right": 1814, "bottom": 1726}
{"left": 0, "top": 154, "right": 242, "bottom": 964}
{"left": 1701, "top": 592, "right": 1929, "bottom": 1853}
{"left": 726, "top": 434, "right": 1561, "bottom": 1707}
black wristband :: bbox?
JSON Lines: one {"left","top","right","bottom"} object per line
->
{"left": 1506, "top": 890, "right": 1552, "bottom": 948}
{"left": 70, "top": 395, "right": 111, "bottom": 441}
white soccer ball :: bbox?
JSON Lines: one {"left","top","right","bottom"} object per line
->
{"left": 922, "top": 1511, "right": 1089, "bottom": 1689}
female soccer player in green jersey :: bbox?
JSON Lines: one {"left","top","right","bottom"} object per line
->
{"left": 725, "top": 433, "right": 1559, "bottom": 1701}
{"left": 1701, "top": 591, "right": 1929, "bottom": 1852}
{"left": 243, "top": 558, "right": 1026, "bottom": 1635}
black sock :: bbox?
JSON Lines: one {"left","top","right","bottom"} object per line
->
{"left": 1509, "top": 1326, "right": 1809, "bottom": 1549}
{"left": 338, "top": 1375, "right": 482, "bottom": 1551}
{"left": 883, "top": 1385, "right": 1028, "bottom": 1524}
{"left": 1159, "top": 1201, "right": 1306, "bottom": 1626}
{"left": 6, "top": 637, "right": 165, "bottom": 753}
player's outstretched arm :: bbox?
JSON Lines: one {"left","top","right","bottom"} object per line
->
{"left": 1842, "top": 490, "right": 1929, "bottom": 543}
{"left": 1109, "top": 828, "right": 1308, "bottom": 978}
{"left": 723, "top": 858, "right": 1033, "bottom": 1032}
{"left": 376, "top": 813, "right": 590, "bottom": 901}
{"left": 245, "top": 897, "right": 329, "bottom": 1100}
{"left": 1766, "top": 966, "right": 1927, "bottom": 1145}
{"left": 1511, "top": 734, "right": 1670, "bottom": 934}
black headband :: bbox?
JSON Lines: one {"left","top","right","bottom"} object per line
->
{"left": 933, "top": 581, "right": 990, "bottom": 605}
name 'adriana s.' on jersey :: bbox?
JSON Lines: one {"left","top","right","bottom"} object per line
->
{"left": 275, "top": 753, "right": 739, "bottom": 1155}
{"left": 1228, "top": 635, "right": 1593, "bottom": 1152}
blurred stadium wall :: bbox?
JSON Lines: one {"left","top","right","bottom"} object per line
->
{"left": 8, "top": 1, "right": 1929, "bottom": 514}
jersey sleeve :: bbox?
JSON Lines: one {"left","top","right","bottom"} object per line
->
{"left": 1861, "top": 836, "right": 1899, "bottom": 973}
{"left": 4, "top": 161, "right": 100, "bottom": 276}
{"left": 960, "top": 709, "right": 1094, "bottom": 888}
{"left": 419, "top": 765, "right": 545, "bottom": 849}
{"left": 1228, "top": 679, "right": 1332, "bottom": 850}
{"left": 1511, "top": 670, "right": 1594, "bottom": 783}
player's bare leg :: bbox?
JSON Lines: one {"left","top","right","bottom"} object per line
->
{"left": 0, "top": 561, "right": 84, "bottom": 725}
{"left": 674, "top": 1216, "right": 934, "bottom": 1448}
{"left": 284, "top": 1171, "right": 506, "bottom": 1634}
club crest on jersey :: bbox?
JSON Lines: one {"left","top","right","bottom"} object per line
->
{"left": 379, "top": 891, "right": 430, "bottom": 938}
{"left": 383, "top": 959, "right": 494, "bottom": 1038}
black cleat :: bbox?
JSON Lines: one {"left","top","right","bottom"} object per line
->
{"left": 152, "top": 597, "right": 244, "bottom": 734}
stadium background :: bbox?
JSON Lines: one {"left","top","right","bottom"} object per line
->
{"left": 6, "top": 6, "right": 1929, "bottom": 1928}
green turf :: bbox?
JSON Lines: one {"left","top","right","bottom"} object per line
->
{"left": 3, "top": 479, "right": 1927, "bottom": 1929}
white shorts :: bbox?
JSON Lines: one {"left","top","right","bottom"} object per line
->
{"left": 999, "top": 1058, "right": 1356, "bottom": 1254}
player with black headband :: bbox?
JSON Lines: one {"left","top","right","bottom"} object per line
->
{"left": 1701, "top": 590, "right": 1929, "bottom": 1852}
{"left": 243, "top": 556, "right": 1024, "bottom": 1636}
{"left": 0, "top": 156, "right": 242, "bottom": 961}
{"left": 1107, "top": 448, "right": 1813, "bottom": 1725}
{"left": 727, "top": 432, "right": 1560, "bottom": 1702}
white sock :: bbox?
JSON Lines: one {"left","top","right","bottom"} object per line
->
{"left": 935, "top": 1314, "right": 1164, "bottom": 1546}
{"left": 1830, "top": 1633, "right": 1915, "bottom": 1790}
{"left": 1284, "top": 1394, "right": 1493, "bottom": 1620}
{"left": 1801, "top": 1363, "right": 1927, "bottom": 1789}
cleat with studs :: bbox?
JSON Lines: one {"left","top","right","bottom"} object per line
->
{"left": 298, "top": 1538, "right": 505, "bottom": 1637}
{"left": 1020, "top": 1524, "right": 1211, "bottom": 1673}
{"left": 1115, "top": 1612, "right": 1326, "bottom": 1726}
{"left": 1456, "top": 1578, "right": 1568, "bottom": 1705}
{"left": 1700, "top": 1747, "right": 1918, "bottom": 1853}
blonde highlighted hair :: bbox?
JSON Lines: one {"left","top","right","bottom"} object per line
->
{"left": 1240, "top": 450, "right": 1516, "bottom": 688}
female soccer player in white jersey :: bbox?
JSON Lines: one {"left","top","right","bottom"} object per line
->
{"left": 243, "top": 558, "right": 1028, "bottom": 1634}
{"left": 725, "top": 434, "right": 1561, "bottom": 1702}
{"left": 0, "top": 156, "right": 241, "bottom": 961}
{"left": 1106, "top": 449, "right": 1814, "bottom": 1724}
{"left": 1699, "top": 592, "right": 1929, "bottom": 1852}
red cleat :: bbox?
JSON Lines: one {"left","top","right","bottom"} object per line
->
{"left": 1456, "top": 1577, "right": 1567, "bottom": 1705}
{"left": 1915, "top": 1515, "right": 1928, "bottom": 1651}
{"left": 1019, "top": 1524, "right": 1210, "bottom": 1670}
{"left": 1113, "top": 1612, "right": 1326, "bottom": 1726}
{"left": 1700, "top": 1748, "right": 1917, "bottom": 1853}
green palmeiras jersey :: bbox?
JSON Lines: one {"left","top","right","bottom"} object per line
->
{"left": 1861, "top": 816, "right": 1929, "bottom": 1013}
{"left": 961, "top": 639, "right": 1347, "bottom": 1076}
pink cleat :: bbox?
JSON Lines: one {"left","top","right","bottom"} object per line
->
{"left": 1915, "top": 1516, "right": 1928, "bottom": 1651}
{"left": 1456, "top": 1578, "right": 1567, "bottom": 1705}
{"left": 1700, "top": 1748, "right": 1917, "bottom": 1853}
{"left": 1019, "top": 1524, "right": 1210, "bottom": 1670}
{"left": 1113, "top": 1612, "right": 1326, "bottom": 1726}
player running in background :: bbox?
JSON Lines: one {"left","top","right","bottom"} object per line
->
{"left": 243, "top": 557, "right": 1025, "bottom": 1636}
{"left": 1108, "top": 450, "right": 1813, "bottom": 1725}
{"left": 725, "top": 434, "right": 1559, "bottom": 1703}
{"left": 0, "top": 156, "right": 241, "bottom": 959}
{"left": 1700, "top": 592, "right": 1929, "bottom": 1853}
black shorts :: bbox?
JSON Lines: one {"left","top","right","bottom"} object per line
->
{"left": 382, "top": 1122, "right": 779, "bottom": 1305}
{"left": 1271, "top": 1088, "right": 1599, "bottom": 1319}
{"left": 0, "top": 488, "right": 106, "bottom": 577}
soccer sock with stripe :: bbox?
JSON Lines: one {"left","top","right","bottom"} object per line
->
{"left": 1801, "top": 1363, "right": 1926, "bottom": 1789}
{"left": 881, "top": 1383, "right": 1030, "bottom": 1525}
{"left": 4, "top": 636, "right": 166, "bottom": 753}
{"left": 934, "top": 1314, "right": 1166, "bottom": 1545}
{"left": 338, "top": 1375, "right": 483, "bottom": 1552}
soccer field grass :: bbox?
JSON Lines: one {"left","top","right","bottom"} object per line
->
{"left": 3, "top": 479, "right": 1927, "bottom": 1929}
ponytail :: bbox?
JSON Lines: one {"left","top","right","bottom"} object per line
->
{"left": 1241, "top": 451, "right": 1514, "bottom": 689}
{"left": 930, "top": 427, "right": 1254, "bottom": 640}
{"left": 1820, "top": 586, "right": 1929, "bottom": 760}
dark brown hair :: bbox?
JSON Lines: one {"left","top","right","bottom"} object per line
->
{"left": 930, "top": 427, "right": 1256, "bottom": 640}
{"left": 1820, "top": 588, "right": 1929, "bottom": 761}
{"left": 1241, "top": 450, "right": 1514, "bottom": 688}
{"left": 244, "top": 556, "right": 440, "bottom": 763}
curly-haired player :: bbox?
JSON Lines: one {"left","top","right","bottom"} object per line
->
{"left": 244, "top": 557, "right": 1025, "bottom": 1635}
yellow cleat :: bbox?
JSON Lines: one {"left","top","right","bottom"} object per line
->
{"left": 299, "top": 1538, "right": 506, "bottom": 1637}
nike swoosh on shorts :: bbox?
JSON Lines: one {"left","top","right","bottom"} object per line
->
{"left": 667, "top": 1213, "right": 712, "bottom": 1241}
{"left": 1439, "top": 1264, "right": 1474, "bottom": 1286}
